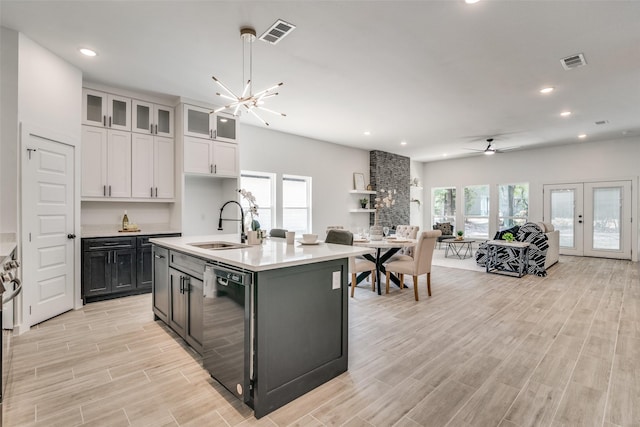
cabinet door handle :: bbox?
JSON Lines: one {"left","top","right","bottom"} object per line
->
{"left": 155, "top": 187, "right": 158, "bottom": 197}
{"left": 209, "top": 129, "right": 213, "bottom": 138}
{"left": 103, "top": 185, "right": 106, "bottom": 196}
{"left": 210, "top": 164, "right": 213, "bottom": 174}
{"left": 150, "top": 124, "right": 153, "bottom": 133}
{"left": 109, "top": 116, "right": 112, "bottom": 127}
{"left": 155, "top": 124, "right": 158, "bottom": 135}
{"left": 214, "top": 164, "right": 217, "bottom": 174}
{"left": 109, "top": 185, "right": 112, "bottom": 196}
{"left": 154, "top": 254, "right": 165, "bottom": 259}
{"left": 213, "top": 130, "right": 217, "bottom": 139}
{"left": 183, "top": 276, "right": 190, "bottom": 293}
{"left": 150, "top": 187, "right": 153, "bottom": 197}
{"left": 107, "top": 251, "right": 111, "bottom": 264}
{"left": 103, "top": 115, "right": 106, "bottom": 126}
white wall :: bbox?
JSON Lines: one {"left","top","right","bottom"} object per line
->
{"left": 239, "top": 124, "right": 371, "bottom": 235}
{"left": 421, "top": 136, "right": 640, "bottom": 256}
{"left": 1, "top": 27, "right": 19, "bottom": 234}
{"left": 182, "top": 175, "right": 238, "bottom": 236}
{"left": 410, "top": 160, "right": 424, "bottom": 228}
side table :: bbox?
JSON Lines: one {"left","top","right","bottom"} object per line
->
{"left": 485, "top": 240, "right": 530, "bottom": 277}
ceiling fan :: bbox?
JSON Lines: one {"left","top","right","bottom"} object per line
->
{"left": 465, "top": 138, "right": 517, "bottom": 155}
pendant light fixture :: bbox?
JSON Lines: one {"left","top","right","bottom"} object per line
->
{"left": 212, "top": 27, "right": 286, "bottom": 126}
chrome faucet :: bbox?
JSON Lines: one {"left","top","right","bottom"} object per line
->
{"left": 218, "top": 201, "right": 246, "bottom": 243}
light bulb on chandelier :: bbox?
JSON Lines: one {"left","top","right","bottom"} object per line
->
{"left": 211, "top": 27, "right": 286, "bottom": 126}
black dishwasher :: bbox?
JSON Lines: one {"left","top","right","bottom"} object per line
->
{"left": 203, "top": 263, "right": 253, "bottom": 402}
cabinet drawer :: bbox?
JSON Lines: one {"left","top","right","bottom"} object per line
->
{"left": 169, "top": 251, "right": 205, "bottom": 280}
{"left": 138, "top": 233, "right": 180, "bottom": 248}
{"left": 83, "top": 237, "right": 136, "bottom": 251}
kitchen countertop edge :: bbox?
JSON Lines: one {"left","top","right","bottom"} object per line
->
{"left": 150, "top": 234, "right": 375, "bottom": 272}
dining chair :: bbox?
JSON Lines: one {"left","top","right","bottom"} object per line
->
{"left": 325, "top": 229, "right": 376, "bottom": 297}
{"left": 269, "top": 228, "right": 288, "bottom": 238}
{"left": 384, "top": 230, "right": 441, "bottom": 301}
{"left": 388, "top": 225, "right": 420, "bottom": 261}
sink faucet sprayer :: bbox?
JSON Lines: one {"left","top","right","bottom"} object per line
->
{"left": 218, "top": 201, "right": 246, "bottom": 243}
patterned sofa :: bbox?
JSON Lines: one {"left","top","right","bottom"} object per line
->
{"left": 475, "top": 222, "right": 556, "bottom": 277}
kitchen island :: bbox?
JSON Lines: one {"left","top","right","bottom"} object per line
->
{"left": 150, "top": 234, "right": 372, "bottom": 418}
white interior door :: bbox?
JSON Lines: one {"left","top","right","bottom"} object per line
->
{"left": 22, "top": 132, "right": 75, "bottom": 326}
{"left": 544, "top": 181, "right": 632, "bottom": 259}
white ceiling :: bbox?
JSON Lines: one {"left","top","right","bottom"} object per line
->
{"left": 2, "top": 0, "right": 639, "bottom": 162}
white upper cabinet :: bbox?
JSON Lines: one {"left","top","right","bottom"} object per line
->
{"left": 214, "top": 112, "right": 237, "bottom": 143}
{"left": 183, "top": 136, "right": 238, "bottom": 177}
{"left": 183, "top": 104, "right": 237, "bottom": 143}
{"left": 82, "top": 88, "right": 131, "bottom": 131}
{"left": 81, "top": 126, "right": 131, "bottom": 198}
{"left": 132, "top": 99, "right": 174, "bottom": 137}
{"left": 131, "top": 133, "right": 174, "bottom": 199}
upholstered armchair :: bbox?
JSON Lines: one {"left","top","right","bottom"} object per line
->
{"left": 432, "top": 222, "right": 454, "bottom": 248}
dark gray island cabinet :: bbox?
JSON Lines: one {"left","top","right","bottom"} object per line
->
{"left": 150, "top": 234, "right": 372, "bottom": 418}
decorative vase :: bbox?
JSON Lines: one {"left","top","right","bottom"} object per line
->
{"left": 370, "top": 224, "right": 384, "bottom": 241}
{"left": 370, "top": 211, "right": 384, "bottom": 241}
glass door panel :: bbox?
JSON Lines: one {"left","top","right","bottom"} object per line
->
{"left": 583, "top": 181, "right": 631, "bottom": 259}
{"left": 550, "top": 189, "right": 576, "bottom": 249}
{"left": 135, "top": 103, "right": 151, "bottom": 133}
{"left": 157, "top": 108, "right": 171, "bottom": 135}
{"left": 185, "top": 105, "right": 212, "bottom": 138}
{"left": 86, "top": 94, "right": 104, "bottom": 123}
{"left": 591, "top": 187, "right": 621, "bottom": 250}
{"left": 111, "top": 100, "right": 128, "bottom": 127}
{"left": 544, "top": 183, "right": 583, "bottom": 256}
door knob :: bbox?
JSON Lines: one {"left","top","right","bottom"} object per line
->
{"left": 67, "top": 234, "right": 76, "bottom": 239}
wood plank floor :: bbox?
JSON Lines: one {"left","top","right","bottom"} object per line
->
{"left": 4, "top": 256, "right": 639, "bottom": 426}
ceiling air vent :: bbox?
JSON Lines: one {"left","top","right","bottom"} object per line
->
{"left": 595, "top": 120, "right": 609, "bottom": 125}
{"left": 561, "top": 53, "right": 587, "bottom": 70}
{"left": 259, "top": 19, "right": 296, "bottom": 45}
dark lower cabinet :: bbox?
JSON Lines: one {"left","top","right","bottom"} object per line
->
{"left": 152, "top": 246, "right": 170, "bottom": 323}
{"left": 82, "top": 233, "right": 179, "bottom": 303}
{"left": 151, "top": 250, "right": 205, "bottom": 354}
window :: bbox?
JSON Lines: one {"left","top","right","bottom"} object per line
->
{"left": 283, "top": 175, "right": 312, "bottom": 234}
{"left": 432, "top": 187, "right": 456, "bottom": 229}
{"left": 498, "top": 183, "right": 529, "bottom": 228}
{"left": 464, "top": 185, "right": 490, "bottom": 238}
{"left": 240, "top": 171, "right": 275, "bottom": 230}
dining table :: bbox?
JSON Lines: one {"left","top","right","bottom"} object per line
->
{"left": 353, "top": 237, "right": 417, "bottom": 295}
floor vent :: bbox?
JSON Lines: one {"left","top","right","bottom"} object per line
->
{"left": 561, "top": 53, "right": 587, "bottom": 70}
{"left": 259, "top": 19, "right": 296, "bottom": 45}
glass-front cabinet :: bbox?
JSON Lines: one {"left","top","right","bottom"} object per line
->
{"left": 132, "top": 100, "right": 174, "bottom": 137}
{"left": 183, "top": 104, "right": 237, "bottom": 143}
{"left": 82, "top": 88, "right": 131, "bottom": 131}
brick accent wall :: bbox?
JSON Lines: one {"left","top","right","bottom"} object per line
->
{"left": 369, "top": 150, "right": 410, "bottom": 227}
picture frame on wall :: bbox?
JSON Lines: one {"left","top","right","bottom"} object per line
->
{"left": 353, "top": 173, "right": 365, "bottom": 190}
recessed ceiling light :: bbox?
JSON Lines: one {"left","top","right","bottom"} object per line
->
{"left": 560, "top": 111, "right": 572, "bottom": 117}
{"left": 465, "top": 0, "right": 480, "bottom": 4}
{"left": 400, "top": 141, "right": 407, "bottom": 146}
{"left": 363, "top": 131, "right": 371, "bottom": 136}
{"left": 578, "top": 134, "right": 587, "bottom": 139}
{"left": 79, "top": 48, "right": 97, "bottom": 57}
{"left": 540, "top": 87, "right": 554, "bottom": 94}
{"left": 442, "top": 153, "right": 448, "bottom": 157}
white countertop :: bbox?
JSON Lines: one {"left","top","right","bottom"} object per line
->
{"left": 150, "top": 234, "right": 375, "bottom": 272}
{"left": 81, "top": 224, "right": 181, "bottom": 238}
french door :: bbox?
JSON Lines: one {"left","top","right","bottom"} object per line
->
{"left": 543, "top": 181, "right": 632, "bottom": 259}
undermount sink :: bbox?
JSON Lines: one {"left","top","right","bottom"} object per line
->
{"left": 188, "top": 241, "right": 248, "bottom": 250}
